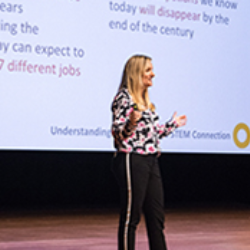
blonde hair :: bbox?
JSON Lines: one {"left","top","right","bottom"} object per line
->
{"left": 119, "top": 55, "right": 155, "bottom": 112}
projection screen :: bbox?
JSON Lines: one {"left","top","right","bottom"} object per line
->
{"left": 0, "top": 0, "right": 249, "bottom": 153}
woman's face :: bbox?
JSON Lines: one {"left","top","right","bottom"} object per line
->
{"left": 142, "top": 60, "right": 155, "bottom": 88}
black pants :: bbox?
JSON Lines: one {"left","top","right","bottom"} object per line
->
{"left": 112, "top": 152, "right": 167, "bottom": 250}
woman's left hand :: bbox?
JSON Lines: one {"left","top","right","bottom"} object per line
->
{"left": 173, "top": 112, "right": 187, "bottom": 127}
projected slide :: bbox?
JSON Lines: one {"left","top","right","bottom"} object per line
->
{"left": 0, "top": 0, "right": 249, "bottom": 153}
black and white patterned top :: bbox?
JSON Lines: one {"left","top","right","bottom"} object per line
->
{"left": 111, "top": 88, "right": 178, "bottom": 154}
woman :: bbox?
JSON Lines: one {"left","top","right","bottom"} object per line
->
{"left": 111, "top": 55, "right": 187, "bottom": 250}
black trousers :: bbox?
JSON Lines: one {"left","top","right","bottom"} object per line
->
{"left": 112, "top": 152, "right": 167, "bottom": 250}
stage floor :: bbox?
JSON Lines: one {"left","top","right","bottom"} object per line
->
{"left": 0, "top": 205, "right": 249, "bottom": 250}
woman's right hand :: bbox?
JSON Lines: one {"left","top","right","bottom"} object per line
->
{"left": 129, "top": 110, "right": 141, "bottom": 126}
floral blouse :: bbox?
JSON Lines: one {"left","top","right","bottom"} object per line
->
{"left": 111, "top": 88, "right": 178, "bottom": 154}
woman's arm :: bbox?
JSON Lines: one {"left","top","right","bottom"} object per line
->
{"left": 154, "top": 115, "right": 178, "bottom": 139}
{"left": 111, "top": 91, "right": 137, "bottom": 142}
{"left": 154, "top": 112, "right": 187, "bottom": 139}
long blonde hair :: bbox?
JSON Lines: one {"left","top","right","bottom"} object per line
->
{"left": 118, "top": 55, "right": 155, "bottom": 112}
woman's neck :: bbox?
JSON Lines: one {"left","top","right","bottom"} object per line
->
{"left": 138, "top": 89, "right": 148, "bottom": 110}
